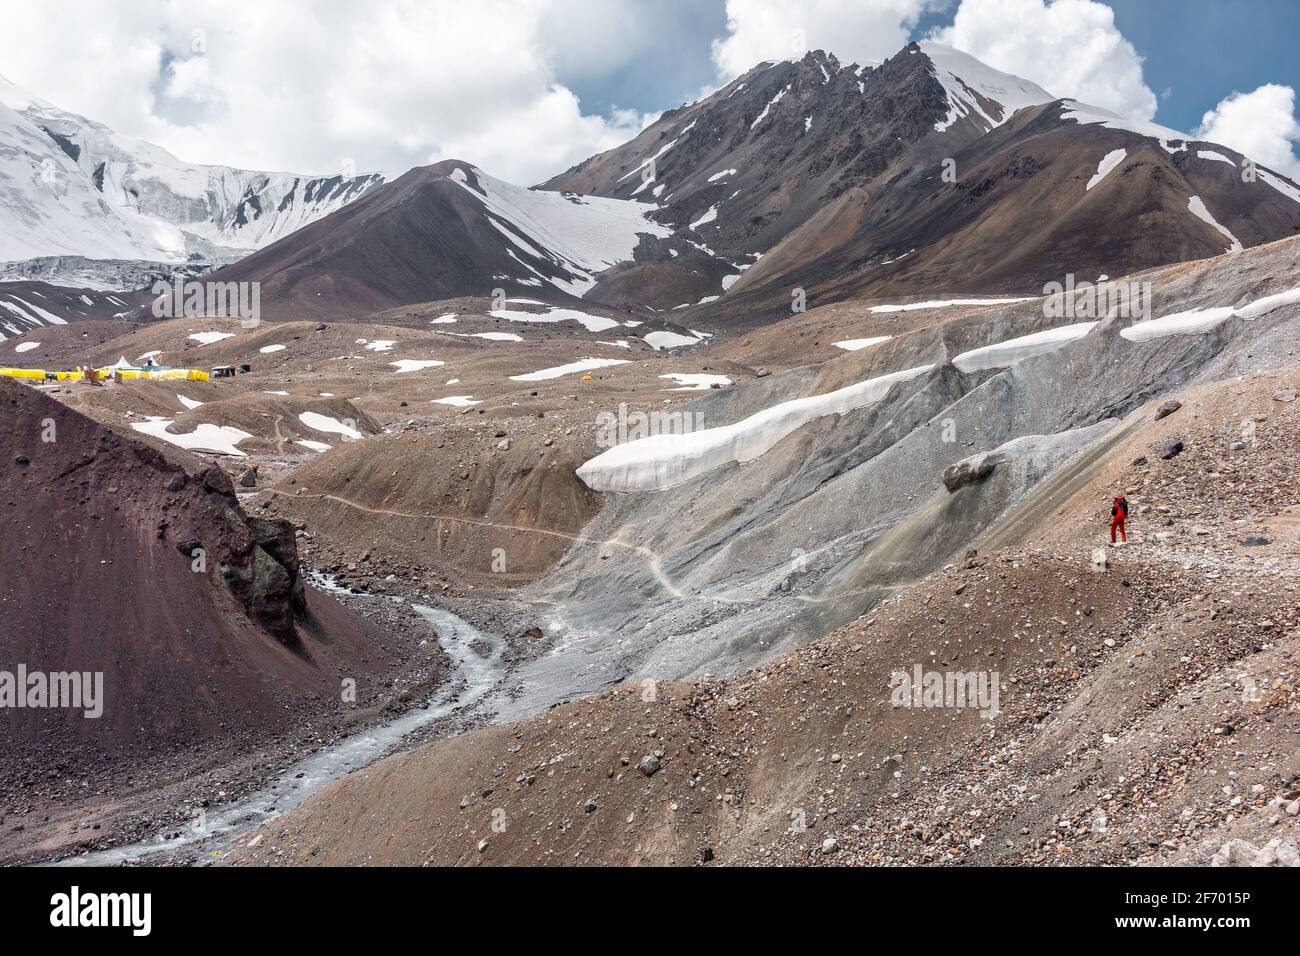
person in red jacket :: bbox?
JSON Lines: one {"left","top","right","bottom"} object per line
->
{"left": 1110, "top": 495, "right": 1129, "bottom": 545}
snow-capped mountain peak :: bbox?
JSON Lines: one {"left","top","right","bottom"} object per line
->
{"left": 0, "top": 74, "right": 385, "bottom": 274}
{"left": 917, "top": 42, "right": 1057, "bottom": 133}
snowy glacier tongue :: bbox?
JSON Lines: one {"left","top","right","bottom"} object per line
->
{"left": 1059, "top": 100, "right": 1191, "bottom": 153}
{"left": 577, "top": 365, "right": 934, "bottom": 493}
{"left": 953, "top": 322, "right": 1098, "bottom": 372}
{"left": 1187, "top": 196, "right": 1244, "bottom": 253}
{"left": 1119, "top": 283, "right": 1300, "bottom": 341}
{"left": 870, "top": 297, "right": 1036, "bottom": 314}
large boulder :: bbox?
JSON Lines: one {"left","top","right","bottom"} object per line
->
{"left": 943, "top": 452, "right": 1001, "bottom": 493}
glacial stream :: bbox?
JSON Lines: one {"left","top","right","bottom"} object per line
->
{"left": 53, "top": 595, "right": 508, "bottom": 867}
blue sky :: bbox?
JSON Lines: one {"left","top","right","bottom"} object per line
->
{"left": 1106, "top": 0, "right": 1300, "bottom": 133}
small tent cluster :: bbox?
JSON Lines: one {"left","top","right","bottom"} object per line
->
{"left": 1, "top": 356, "right": 211, "bottom": 383}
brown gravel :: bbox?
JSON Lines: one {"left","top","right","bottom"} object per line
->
{"left": 224, "top": 370, "right": 1300, "bottom": 867}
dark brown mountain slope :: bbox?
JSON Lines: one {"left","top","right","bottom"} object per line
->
{"left": 187, "top": 43, "right": 1300, "bottom": 332}
{"left": 709, "top": 100, "right": 1300, "bottom": 324}
{"left": 546, "top": 43, "right": 1300, "bottom": 326}
{"left": 209, "top": 161, "right": 669, "bottom": 321}
{"left": 0, "top": 378, "right": 392, "bottom": 773}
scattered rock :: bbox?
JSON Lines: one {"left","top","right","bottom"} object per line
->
{"left": 638, "top": 755, "right": 661, "bottom": 777}
{"left": 1160, "top": 439, "right": 1185, "bottom": 460}
{"left": 1272, "top": 388, "right": 1297, "bottom": 403}
{"left": 1211, "top": 837, "right": 1300, "bottom": 868}
{"left": 1154, "top": 400, "right": 1182, "bottom": 420}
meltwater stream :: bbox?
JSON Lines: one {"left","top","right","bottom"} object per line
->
{"left": 54, "top": 599, "right": 507, "bottom": 866}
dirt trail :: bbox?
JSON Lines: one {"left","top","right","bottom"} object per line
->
{"left": 270, "top": 488, "right": 607, "bottom": 545}
{"left": 270, "top": 489, "right": 850, "bottom": 607}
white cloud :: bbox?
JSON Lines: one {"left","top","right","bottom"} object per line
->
{"left": 537, "top": 0, "right": 672, "bottom": 85}
{"left": 711, "top": 0, "right": 938, "bottom": 79}
{"left": 8, "top": 0, "right": 1290, "bottom": 191}
{"left": 1196, "top": 84, "right": 1300, "bottom": 178}
{"left": 0, "top": 0, "right": 655, "bottom": 185}
{"left": 931, "top": 0, "right": 1158, "bottom": 123}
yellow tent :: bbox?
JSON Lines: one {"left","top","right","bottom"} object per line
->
{"left": 1, "top": 366, "right": 209, "bottom": 383}
{"left": 0, "top": 367, "right": 46, "bottom": 380}
{"left": 112, "top": 368, "right": 209, "bottom": 382}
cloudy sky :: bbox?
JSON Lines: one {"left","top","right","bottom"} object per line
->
{"left": 1, "top": 0, "right": 1297, "bottom": 183}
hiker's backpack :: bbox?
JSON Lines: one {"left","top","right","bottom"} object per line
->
{"left": 1116, "top": 497, "right": 1130, "bottom": 518}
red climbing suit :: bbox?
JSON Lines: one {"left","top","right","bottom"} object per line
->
{"left": 1110, "top": 496, "right": 1128, "bottom": 543}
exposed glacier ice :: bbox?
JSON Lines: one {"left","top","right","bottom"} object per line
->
{"left": 577, "top": 365, "right": 933, "bottom": 493}
{"left": 953, "top": 322, "right": 1098, "bottom": 371}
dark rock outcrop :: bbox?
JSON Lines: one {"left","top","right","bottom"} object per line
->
{"left": 0, "top": 377, "right": 385, "bottom": 769}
